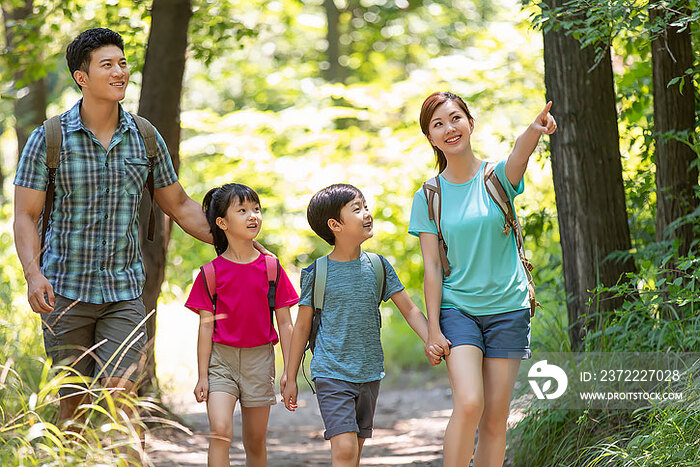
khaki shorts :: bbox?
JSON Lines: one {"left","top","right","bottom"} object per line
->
{"left": 208, "top": 342, "right": 276, "bottom": 407}
{"left": 41, "top": 295, "right": 147, "bottom": 396}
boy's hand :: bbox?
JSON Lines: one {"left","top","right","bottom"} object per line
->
{"left": 280, "top": 371, "right": 288, "bottom": 397}
{"left": 428, "top": 330, "right": 452, "bottom": 359}
{"left": 282, "top": 380, "right": 298, "bottom": 412}
{"left": 425, "top": 343, "right": 444, "bottom": 366}
{"left": 194, "top": 377, "right": 209, "bottom": 403}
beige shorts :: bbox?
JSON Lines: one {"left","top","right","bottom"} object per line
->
{"left": 208, "top": 342, "right": 276, "bottom": 407}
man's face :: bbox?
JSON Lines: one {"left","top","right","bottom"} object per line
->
{"left": 74, "top": 45, "right": 129, "bottom": 102}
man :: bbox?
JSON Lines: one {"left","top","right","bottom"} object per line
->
{"left": 13, "top": 28, "right": 210, "bottom": 421}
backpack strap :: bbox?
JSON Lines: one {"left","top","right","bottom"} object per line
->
{"left": 422, "top": 176, "right": 451, "bottom": 277}
{"left": 40, "top": 116, "right": 62, "bottom": 267}
{"left": 308, "top": 255, "right": 328, "bottom": 354}
{"left": 483, "top": 162, "right": 540, "bottom": 316}
{"left": 366, "top": 252, "right": 387, "bottom": 327}
{"left": 200, "top": 261, "right": 217, "bottom": 314}
{"left": 264, "top": 254, "right": 281, "bottom": 327}
{"left": 131, "top": 114, "right": 158, "bottom": 242}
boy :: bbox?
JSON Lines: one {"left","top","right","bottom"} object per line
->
{"left": 282, "top": 184, "right": 441, "bottom": 467}
{"left": 13, "top": 28, "right": 213, "bottom": 421}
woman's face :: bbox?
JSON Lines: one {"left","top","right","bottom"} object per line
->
{"left": 426, "top": 99, "right": 474, "bottom": 156}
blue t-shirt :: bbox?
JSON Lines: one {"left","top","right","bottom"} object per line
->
{"left": 299, "top": 252, "right": 404, "bottom": 383}
{"left": 408, "top": 160, "right": 530, "bottom": 316}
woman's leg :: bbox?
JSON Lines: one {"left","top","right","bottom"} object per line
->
{"left": 207, "top": 391, "right": 237, "bottom": 467}
{"left": 444, "top": 345, "right": 484, "bottom": 467}
{"left": 240, "top": 405, "right": 271, "bottom": 467}
{"left": 473, "top": 358, "right": 520, "bottom": 467}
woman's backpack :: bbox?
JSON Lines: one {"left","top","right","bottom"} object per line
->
{"left": 422, "top": 163, "right": 539, "bottom": 316}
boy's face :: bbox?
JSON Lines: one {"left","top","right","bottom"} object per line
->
{"left": 217, "top": 198, "right": 262, "bottom": 241}
{"left": 332, "top": 195, "right": 374, "bottom": 244}
{"left": 73, "top": 45, "right": 129, "bottom": 102}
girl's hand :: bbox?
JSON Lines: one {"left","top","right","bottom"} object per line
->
{"left": 194, "top": 377, "right": 209, "bottom": 403}
{"left": 282, "top": 380, "right": 298, "bottom": 412}
{"left": 428, "top": 330, "right": 452, "bottom": 359}
{"left": 531, "top": 101, "right": 557, "bottom": 135}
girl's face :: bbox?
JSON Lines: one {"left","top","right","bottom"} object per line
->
{"left": 426, "top": 99, "right": 474, "bottom": 156}
{"left": 217, "top": 198, "right": 262, "bottom": 241}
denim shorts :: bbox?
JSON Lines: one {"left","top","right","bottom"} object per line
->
{"left": 439, "top": 307, "right": 531, "bottom": 359}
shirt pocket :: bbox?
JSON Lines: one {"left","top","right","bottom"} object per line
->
{"left": 123, "top": 156, "right": 151, "bottom": 195}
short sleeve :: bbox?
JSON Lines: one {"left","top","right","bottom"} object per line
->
{"left": 275, "top": 265, "right": 300, "bottom": 309}
{"left": 408, "top": 188, "right": 438, "bottom": 237}
{"left": 494, "top": 160, "right": 524, "bottom": 202}
{"left": 185, "top": 271, "right": 214, "bottom": 313}
{"left": 380, "top": 256, "right": 405, "bottom": 302}
{"left": 299, "top": 264, "right": 315, "bottom": 307}
{"left": 152, "top": 129, "right": 178, "bottom": 189}
{"left": 14, "top": 126, "right": 49, "bottom": 191}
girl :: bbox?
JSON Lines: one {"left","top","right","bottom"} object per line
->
{"left": 409, "top": 92, "right": 556, "bottom": 466}
{"left": 185, "top": 183, "right": 299, "bottom": 467}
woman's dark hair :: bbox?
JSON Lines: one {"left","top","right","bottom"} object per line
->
{"left": 419, "top": 92, "right": 474, "bottom": 173}
{"left": 202, "top": 183, "right": 261, "bottom": 255}
{"left": 307, "top": 184, "right": 364, "bottom": 245}
{"left": 66, "top": 28, "right": 125, "bottom": 89}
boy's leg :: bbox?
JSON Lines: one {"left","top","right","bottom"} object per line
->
{"left": 473, "top": 358, "right": 520, "bottom": 467}
{"left": 330, "top": 432, "right": 360, "bottom": 467}
{"left": 240, "top": 406, "right": 270, "bottom": 467}
{"left": 207, "top": 391, "right": 237, "bottom": 467}
{"left": 444, "top": 345, "right": 484, "bottom": 467}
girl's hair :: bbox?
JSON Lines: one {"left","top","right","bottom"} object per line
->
{"left": 202, "top": 183, "right": 261, "bottom": 255}
{"left": 419, "top": 91, "right": 474, "bottom": 173}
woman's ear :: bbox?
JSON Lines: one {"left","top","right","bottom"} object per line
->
{"left": 469, "top": 118, "right": 475, "bottom": 134}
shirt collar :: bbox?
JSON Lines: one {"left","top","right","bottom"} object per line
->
{"left": 65, "top": 99, "right": 136, "bottom": 134}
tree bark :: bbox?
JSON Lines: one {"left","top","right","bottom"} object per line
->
{"left": 137, "top": 0, "right": 192, "bottom": 394}
{"left": 650, "top": 6, "right": 698, "bottom": 258}
{"left": 2, "top": 0, "right": 47, "bottom": 158}
{"left": 542, "top": 0, "right": 636, "bottom": 350}
{"left": 324, "top": 0, "right": 344, "bottom": 82}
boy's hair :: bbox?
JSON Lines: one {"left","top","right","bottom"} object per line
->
{"left": 202, "top": 183, "right": 261, "bottom": 255}
{"left": 307, "top": 184, "right": 364, "bottom": 245}
{"left": 66, "top": 28, "right": 125, "bottom": 88}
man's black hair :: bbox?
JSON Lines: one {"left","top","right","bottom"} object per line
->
{"left": 66, "top": 28, "right": 124, "bottom": 88}
{"left": 307, "top": 184, "right": 364, "bottom": 245}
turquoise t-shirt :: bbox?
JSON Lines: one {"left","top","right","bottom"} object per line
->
{"left": 299, "top": 252, "right": 404, "bottom": 383}
{"left": 408, "top": 160, "right": 529, "bottom": 316}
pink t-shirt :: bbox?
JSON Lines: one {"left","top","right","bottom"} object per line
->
{"left": 186, "top": 254, "right": 299, "bottom": 348}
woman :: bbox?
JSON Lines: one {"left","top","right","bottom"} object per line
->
{"left": 408, "top": 92, "right": 556, "bottom": 466}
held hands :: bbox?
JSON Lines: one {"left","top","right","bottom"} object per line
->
{"left": 282, "top": 379, "right": 298, "bottom": 412}
{"left": 531, "top": 101, "right": 557, "bottom": 135}
{"left": 27, "top": 272, "right": 55, "bottom": 313}
{"left": 426, "top": 331, "right": 452, "bottom": 365}
{"left": 194, "top": 377, "right": 209, "bottom": 403}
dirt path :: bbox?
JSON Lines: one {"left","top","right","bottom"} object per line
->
{"left": 147, "top": 384, "right": 528, "bottom": 466}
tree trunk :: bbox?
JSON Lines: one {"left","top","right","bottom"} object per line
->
{"left": 2, "top": 0, "right": 47, "bottom": 158}
{"left": 324, "top": 0, "right": 344, "bottom": 83}
{"left": 542, "top": 0, "right": 636, "bottom": 350}
{"left": 650, "top": 6, "right": 698, "bottom": 258}
{"left": 137, "top": 0, "right": 192, "bottom": 394}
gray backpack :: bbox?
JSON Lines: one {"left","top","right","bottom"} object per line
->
{"left": 422, "top": 162, "right": 539, "bottom": 316}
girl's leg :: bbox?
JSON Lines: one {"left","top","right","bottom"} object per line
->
{"left": 473, "top": 358, "right": 521, "bottom": 467}
{"left": 207, "top": 391, "right": 237, "bottom": 467}
{"left": 443, "top": 345, "right": 484, "bottom": 467}
{"left": 329, "top": 431, "right": 360, "bottom": 467}
{"left": 240, "top": 405, "right": 271, "bottom": 467}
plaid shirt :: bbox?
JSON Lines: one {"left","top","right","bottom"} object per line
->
{"left": 14, "top": 100, "right": 178, "bottom": 304}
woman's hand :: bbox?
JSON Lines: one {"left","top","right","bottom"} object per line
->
{"left": 531, "top": 101, "right": 557, "bottom": 135}
{"left": 428, "top": 330, "right": 452, "bottom": 360}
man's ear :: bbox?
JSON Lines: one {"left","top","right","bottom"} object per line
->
{"left": 328, "top": 218, "right": 341, "bottom": 233}
{"left": 74, "top": 70, "right": 88, "bottom": 88}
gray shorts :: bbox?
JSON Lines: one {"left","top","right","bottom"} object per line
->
{"left": 41, "top": 295, "right": 148, "bottom": 395}
{"left": 439, "top": 307, "right": 531, "bottom": 359}
{"left": 315, "top": 377, "right": 381, "bottom": 440}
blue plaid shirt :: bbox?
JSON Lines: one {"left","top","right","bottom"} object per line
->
{"left": 14, "top": 100, "right": 178, "bottom": 304}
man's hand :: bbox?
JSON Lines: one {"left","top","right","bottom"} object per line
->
{"left": 194, "top": 377, "right": 209, "bottom": 403}
{"left": 282, "top": 380, "right": 298, "bottom": 412}
{"left": 253, "top": 241, "right": 273, "bottom": 257}
{"left": 27, "top": 272, "right": 54, "bottom": 313}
